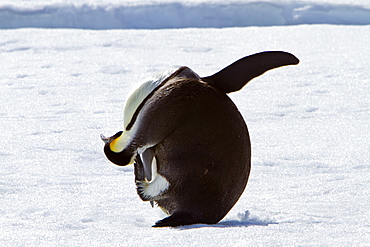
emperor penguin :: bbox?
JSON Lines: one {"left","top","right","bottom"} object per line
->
{"left": 101, "top": 51, "right": 299, "bottom": 227}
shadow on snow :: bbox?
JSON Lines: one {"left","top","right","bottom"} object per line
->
{"left": 177, "top": 210, "right": 278, "bottom": 230}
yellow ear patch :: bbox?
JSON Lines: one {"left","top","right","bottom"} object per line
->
{"left": 109, "top": 137, "right": 121, "bottom": 153}
{"left": 109, "top": 131, "right": 131, "bottom": 153}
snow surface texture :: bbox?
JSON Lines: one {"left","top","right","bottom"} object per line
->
{"left": 1, "top": 0, "right": 370, "bottom": 246}
{"left": 1, "top": 0, "right": 370, "bottom": 29}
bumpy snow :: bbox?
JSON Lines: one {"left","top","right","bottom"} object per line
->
{"left": 1, "top": 0, "right": 370, "bottom": 29}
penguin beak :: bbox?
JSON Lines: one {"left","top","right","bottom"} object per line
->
{"left": 100, "top": 134, "right": 110, "bottom": 144}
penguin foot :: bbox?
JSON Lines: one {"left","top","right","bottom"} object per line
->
{"left": 153, "top": 211, "right": 197, "bottom": 227}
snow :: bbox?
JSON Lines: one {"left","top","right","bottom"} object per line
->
{"left": 1, "top": 0, "right": 370, "bottom": 29}
{"left": 1, "top": 0, "right": 370, "bottom": 246}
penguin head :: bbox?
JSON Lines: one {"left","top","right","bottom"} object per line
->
{"left": 101, "top": 66, "right": 186, "bottom": 166}
{"left": 101, "top": 131, "right": 136, "bottom": 166}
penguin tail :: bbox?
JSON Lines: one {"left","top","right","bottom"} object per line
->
{"left": 201, "top": 51, "right": 299, "bottom": 93}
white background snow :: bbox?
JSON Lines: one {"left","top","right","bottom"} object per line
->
{"left": 1, "top": 0, "right": 369, "bottom": 246}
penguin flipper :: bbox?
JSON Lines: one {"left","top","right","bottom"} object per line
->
{"left": 134, "top": 155, "right": 145, "bottom": 181}
{"left": 141, "top": 148, "right": 155, "bottom": 181}
{"left": 201, "top": 51, "right": 299, "bottom": 93}
{"left": 134, "top": 155, "right": 153, "bottom": 203}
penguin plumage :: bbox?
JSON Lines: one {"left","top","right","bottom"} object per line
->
{"left": 101, "top": 51, "right": 299, "bottom": 227}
